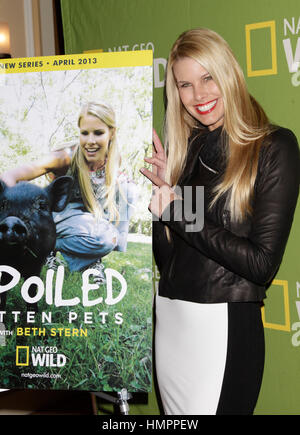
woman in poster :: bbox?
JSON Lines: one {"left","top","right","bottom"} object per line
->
{"left": 141, "top": 29, "right": 300, "bottom": 414}
{"left": 0, "top": 102, "right": 137, "bottom": 282}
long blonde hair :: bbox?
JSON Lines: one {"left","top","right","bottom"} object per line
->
{"left": 71, "top": 102, "right": 120, "bottom": 222}
{"left": 165, "top": 28, "right": 274, "bottom": 222}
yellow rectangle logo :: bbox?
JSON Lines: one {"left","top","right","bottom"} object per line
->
{"left": 245, "top": 21, "right": 277, "bottom": 77}
{"left": 261, "top": 280, "right": 290, "bottom": 332}
{"left": 16, "top": 346, "right": 30, "bottom": 366}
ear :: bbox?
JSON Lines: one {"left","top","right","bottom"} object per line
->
{"left": 0, "top": 180, "right": 7, "bottom": 195}
{"left": 45, "top": 176, "right": 73, "bottom": 212}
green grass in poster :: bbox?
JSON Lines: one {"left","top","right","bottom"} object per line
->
{"left": 0, "top": 241, "right": 152, "bottom": 393}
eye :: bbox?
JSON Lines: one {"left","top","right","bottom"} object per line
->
{"left": 39, "top": 200, "right": 49, "bottom": 211}
{"left": 177, "top": 82, "right": 191, "bottom": 88}
{"left": 32, "top": 198, "right": 49, "bottom": 212}
{"left": 94, "top": 130, "right": 104, "bottom": 136}
{"left": 0, "top": 199, "right": 8, "bottom": 212}
{"left": 203, "top": 75, "right": 213, "bottom": 82}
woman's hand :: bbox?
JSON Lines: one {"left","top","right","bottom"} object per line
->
{"left": 140, "top": 129, "right": 180, "bottom": 218}
{"left": 144, "top": 129, "right": 167, "bottom": 182}
{"left": 0, "top": 173, "right": 17, "bottom": 187}
{"left": 0, "top": 151, "right": 71, "bottom": 188}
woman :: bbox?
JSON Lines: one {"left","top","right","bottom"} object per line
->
{"left": 1, "top": 102, "right": 137, "bottom": 281}
{"left": 141, "top": 29, "right": 300, "bottom": 415}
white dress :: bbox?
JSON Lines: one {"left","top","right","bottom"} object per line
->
{"left": 155, "top": 293, "right": 265, "bottom": 415}
{"left": 155, "top": 293, "right": 228, "bottom": 415}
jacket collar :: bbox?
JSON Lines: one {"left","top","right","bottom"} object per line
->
{"left": 179, "top": 126, "right": 223, "bottom": 185}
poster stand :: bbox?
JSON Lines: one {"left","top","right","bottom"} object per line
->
{"left": 92, "top": 388, "right": 132, "bottom": 415}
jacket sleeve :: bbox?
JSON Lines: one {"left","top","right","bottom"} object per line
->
{"left": 161, "top": 128, "right": 300, "bottom": 286}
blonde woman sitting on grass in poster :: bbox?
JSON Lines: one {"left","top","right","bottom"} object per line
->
{"left": 0, "top": 102, "right": 137, "bottom": 284}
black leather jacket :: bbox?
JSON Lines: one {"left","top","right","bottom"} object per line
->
{"left": 153, "top": 126, "right": 300, "bottom": 303}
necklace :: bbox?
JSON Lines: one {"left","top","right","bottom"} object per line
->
{"left": 89, "top": 159, "right": 106, "bottom": 178}
{"left": 90, "top": 166, "right": 105, "bottom": 178}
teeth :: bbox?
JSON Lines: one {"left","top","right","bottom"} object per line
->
{"left": 196, "top": 100, "right": 217, "bottom": 112}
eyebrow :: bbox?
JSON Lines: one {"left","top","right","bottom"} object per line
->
{"left": 176, "top": 72, "right": 211, "bottom": 84}
{"left": 80, "top": 128, "right": 105, "bottom": 131}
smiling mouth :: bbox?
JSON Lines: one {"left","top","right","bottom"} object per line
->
{"left": 85, "top": 148, "right": 100, "bottom": 154}
{"left": 195, "top": 99, "right": 217, "bottom": 115}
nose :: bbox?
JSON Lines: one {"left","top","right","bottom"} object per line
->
{"left": 87, "top": 133, "right": 96, "bottom": 144}
{"left": 194, "top": 82, "right": 208, "bottom": 102}
{"left": 0, "top": 216, "right": 28, "bottom": 244}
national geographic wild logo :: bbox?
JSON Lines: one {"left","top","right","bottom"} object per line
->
{"left": 16, "top": 345, "right": 66, "bottom": 367}
{"left": 261, "top": 279, "right": 300, "bottom": 348}
{"left": 245, "top": 16, "right": 300, "bottom": 86}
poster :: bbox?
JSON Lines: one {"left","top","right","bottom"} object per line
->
{"left": 0, "top": 51, "right": 153, "bottom": 392}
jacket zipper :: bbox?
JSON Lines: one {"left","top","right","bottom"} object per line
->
{"left": 199, "top": 156, "right": 218, "bottom": 174}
